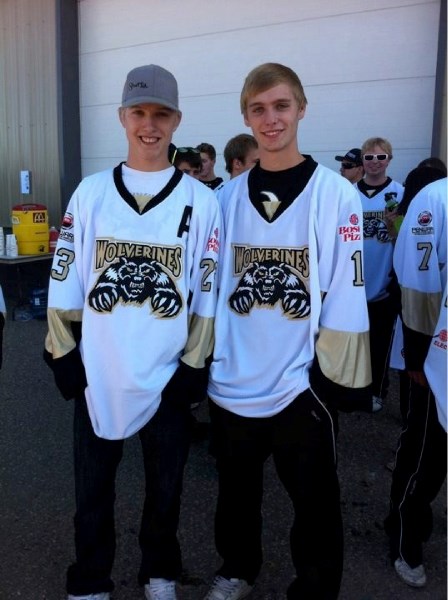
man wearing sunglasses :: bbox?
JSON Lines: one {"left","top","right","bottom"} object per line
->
{"left": 356, "top": 137, "right": 404, "bottom": 414}
{"left": 172, "top": 146, "right": 203, "bottom": 179}
{"left": 334, "top": 148, "right": 364, "bottom": 184}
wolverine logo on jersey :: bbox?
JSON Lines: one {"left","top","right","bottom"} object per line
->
{"left": 88, "top": 256, "right": 182, "bottom": 317}
{"left": 363, "top": 212, "right": 390, "bottom": 242}
{"left": 229, "top": 260, "right": 310, "bottom": 319}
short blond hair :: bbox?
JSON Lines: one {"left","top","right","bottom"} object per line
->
{"left": 240, "top": 63, "right": 307, "bottom": 114}
{"left": 361, "top": 137, "right": 393, "bottom": 158}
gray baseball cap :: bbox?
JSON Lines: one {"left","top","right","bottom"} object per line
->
{"left": 121, "top": 65, "right": 179, "bottom": 111}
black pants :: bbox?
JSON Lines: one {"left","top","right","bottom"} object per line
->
{"left": 210, "top": 389, "right": 342, "bottom": 600}
{"left": 66, "top": 389, "right": 191, "bottom": 596}
{"left": 367, "top": 296, "right": 398, "bottom": 399}
{"left": 385, "top": 380, "right": 447, "bottom": 568}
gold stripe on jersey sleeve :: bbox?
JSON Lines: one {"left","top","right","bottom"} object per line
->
{"left": 315, "top": 326, "right": 372, "bottom": 388}
{"left": 45, "top": 308, "right": 83, "bottom": 358}
{"left": 182, "top": 313, "right": 214, "bottom": 369}
{"left": 401, "top": 286, "right": 442, "bottom": 336}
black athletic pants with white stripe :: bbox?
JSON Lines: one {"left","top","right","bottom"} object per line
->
{"left": 385, "top": 379, "right": 447, "bottom": 568}
{"left": 367, "top": 295, "right": 398, "bottom": 400}
{"left": 210, "top": 388, "right": 342, "bottom": 600}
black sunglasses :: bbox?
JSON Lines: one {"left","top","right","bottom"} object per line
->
{"left": 341, "top": 163, "right": 357, "bottom": 169}
{"left": 171, "top": 146, "right": 200, "bottom": 164}
{"left": 177, "top": 147, "right": 200, "bottom": 154}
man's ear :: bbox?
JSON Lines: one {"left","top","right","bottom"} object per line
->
{"left": 298, "top": 104, "right": 306, "bottom": 121}
{"left": 118, "top": 107, "right": 126, "bottom": 126}
{"left": 173, "top": 110, "right": 182, "bottom": 132}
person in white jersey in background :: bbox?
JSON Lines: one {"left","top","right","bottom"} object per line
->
{"left": 205, "top": 62, "right": 372, "bottom": 600}
{"left": 44, "top": 64, "right": 220, "bottom": 600}
{"left": 424, "top": 283, "right": 447, "bottom": 432}
{"left": 356, "top": 137, "right": 404, "bottom": 413}
{"left": 384, "top": 177, "right": 447, "bottom": 589}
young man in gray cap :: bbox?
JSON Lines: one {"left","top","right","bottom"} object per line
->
{"left": 335, "top": 148, "right": 364, "bottom": 184}
{"left": 44, "top": 64, "right": 220, "bottom": 600}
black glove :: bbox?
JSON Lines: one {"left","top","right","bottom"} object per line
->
{"left": 164, "top": 359, "right": 210, "bottom": 406}
{"left": 309, "top": 357, "right": 372, "bottom": 413}
{"left": 43, "top": 346, "right": 87, "bottom": 400}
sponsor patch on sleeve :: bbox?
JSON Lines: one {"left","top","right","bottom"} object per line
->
{"left": 338, "top": 214, "right": 361, "bottom": 242}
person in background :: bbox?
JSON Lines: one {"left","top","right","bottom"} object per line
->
{"left": 44, "top": 64, "right": 220, "bottom": 600}
{"left": 356, "top": 137, "right": 404, "bottom": 413}
{"left": 417, "top": 156, "right": 447, "bottom": 175}
{"left": 197, "top": 142, "right": 224, "bottom": 190}
{"left": 214, "top": 134, "right": 259, "bottom": 193}
{"left": 205, "top": 62, "right": 371, "bottom": 600}
{"left": 386, "top": 165, "right": 446, "bottom": 473}
{"left": 0, "top": 284, "right": 5, "bottom": 370}
{"left": 384, "top": 177, "right": 447, "bottom": 589}
{"left": 224, "top": 133, "right": 259, "bottom": 179}
{"left": 334, "top": 148, "right": 364, "bottom": 184}
{"left": 172, "top": 146, "right": 203, "bottom": 179}
{"left": 171, "top": 144, "right": 214, "bottom": 441}
{"left": 424, "top": 283, "right": 447, "bottom": 432}
{"left": 168, "top": 142, "right": 177, "bottom": 164}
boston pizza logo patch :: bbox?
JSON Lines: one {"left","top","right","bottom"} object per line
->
{"left": 417, "top": 211, "right": 432, "bottom": 226}
{"left": 61, "top": 212, "right": 74, "bottom": 230}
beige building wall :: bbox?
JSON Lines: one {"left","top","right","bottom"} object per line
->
{"left": 78, "top": 0, "right": 444, "bottom": 186}
{"left": 0, "top": 0, "right": 61, "bottom": 229}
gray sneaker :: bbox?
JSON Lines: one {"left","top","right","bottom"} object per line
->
{"left": 145, "top": 578, "right": 177, "bottom": 600}
{"left": 394, "top": 558, "right": 427, "bottom": 587}
{"left": 203, "top": 576, "right": 253, "bottom": 600}
{"left": 67, "top": 594, "right": 110, "bottom": 600}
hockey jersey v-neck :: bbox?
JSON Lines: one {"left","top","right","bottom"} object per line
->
{"left": 114, "top": 162, "right": 182, "bottom": 214}
{"left": 248, "top": 156, "right": 318, "bottom": 222}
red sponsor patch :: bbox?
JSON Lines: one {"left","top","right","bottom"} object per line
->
{"left": 417, "top": 211, "right": 432, "bottom": 226}
{"left": 338, "top": 224, "right": 361, "bottom": 242}
{"left": 349, "top": 213, "right": 359, "bottom": 226}
{"left": 437, "top": 329, "right": 447, "bottom": 343}
{"left": 61, "top": 212, "right": 74, "bottom": 229}
{"left": 206, "top": 228, "right": 219, "bottom": 253}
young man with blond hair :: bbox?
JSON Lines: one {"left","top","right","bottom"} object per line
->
{"left": 205, "top": 62, "right": 371, "bottom": 600}
{"left": 44, "top": 64, "right": 220, "bottom": 600}
{"left": 356, "top": 137, "right": 404, "bottom": 413}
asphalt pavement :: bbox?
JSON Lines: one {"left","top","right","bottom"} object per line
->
{"left": 0, "top": 308, "right": 446, "bottom": 600}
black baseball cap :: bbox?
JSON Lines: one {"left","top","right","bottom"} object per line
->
{"left": 335, "top": 148, "right": 362, "bottom": 166}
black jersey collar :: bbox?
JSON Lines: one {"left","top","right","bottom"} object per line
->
{"left": 113, "top": 162, "right": 183, "bottom": 215}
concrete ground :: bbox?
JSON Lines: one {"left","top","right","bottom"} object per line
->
{"left": 0, "top": 306, "right": 446, "bottom": 599}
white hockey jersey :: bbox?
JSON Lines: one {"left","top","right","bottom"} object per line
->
{"left": 357, "top": 179, "right": 404, "bottom": 301}
{"left": 424, "top": 285, "right": 447, "bottom": 431}
{"left": 393, "top": 177, "right": 447, "bottom": 371}
{"left": 46, "top": 165, "right": 220, "bottom": 439}
{"left": 209, "top": 164, "right": 371, "bottom": 418}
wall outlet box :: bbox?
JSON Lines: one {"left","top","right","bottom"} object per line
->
{"left": 20, "top": 170, "right": 31, "bottom": 194}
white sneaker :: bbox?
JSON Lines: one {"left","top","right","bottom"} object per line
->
{"left": 67, "top": 594, "right": 110, "bottom": 600}
{"left": 372, "top": 395, "right": 383, "bottom": 413}
{"left": 203, "top": 576, "right": 253, "bottom": 600}
{"left": 145, "top": 578, "right": 177, "bottom": 600}
{"left": 394, "top": 558, "right": 427, "bottom": 587}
